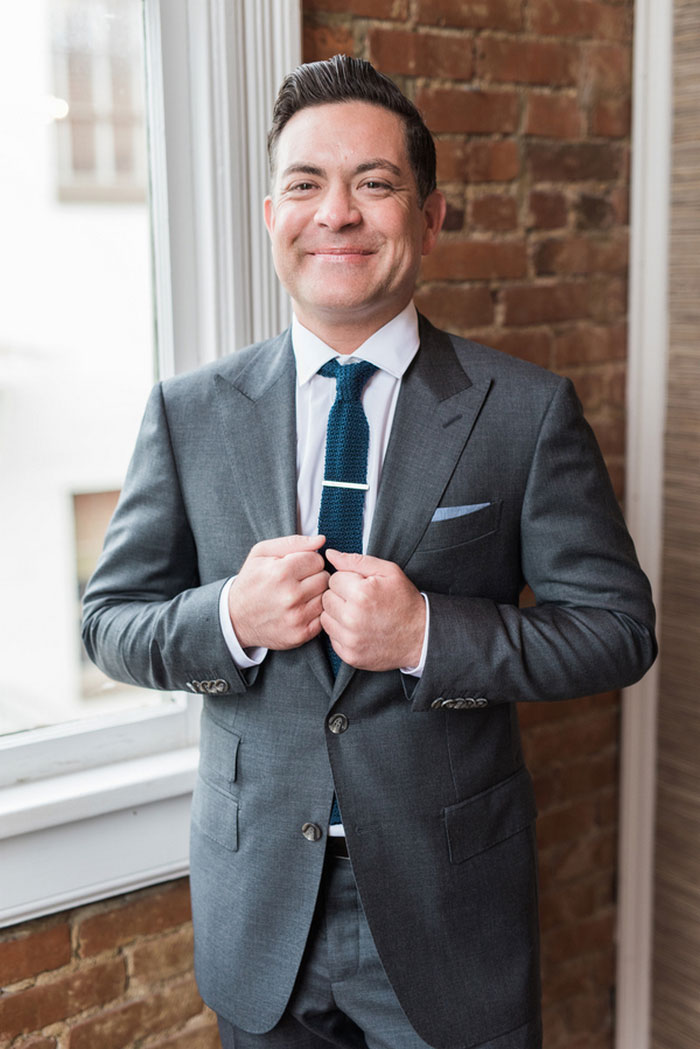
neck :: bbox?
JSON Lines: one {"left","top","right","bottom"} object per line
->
{"left": 292, "top": 301, "right": 411, "bottom": 355}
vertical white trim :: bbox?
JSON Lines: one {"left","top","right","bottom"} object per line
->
{"left": 145, "top": 0, "right": 301, "bottom": 375}
{"left": 616, "top": 0, "right": 673, "bottom": 1046}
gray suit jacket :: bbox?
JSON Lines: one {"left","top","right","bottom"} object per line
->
{"left": 82, "top": 316, "right": 656, "bottom": 1049}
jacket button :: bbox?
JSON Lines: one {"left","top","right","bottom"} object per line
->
{"left": 213, "top": 679, "right": 229, "bottom": 694}
{"left": 328, "top": 713, "right": 349, "bottom": 734}
{"left": 301, "top": 822, "right": 323, "bottom": 842}
{"left": 430, "top": 698, "right": 444, "bottom": 709}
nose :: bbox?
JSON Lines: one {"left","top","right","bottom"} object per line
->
{"left": 314, "top": 184, "right": 361, "bottom": 231}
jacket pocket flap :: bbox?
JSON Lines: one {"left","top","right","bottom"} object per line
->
{"left": 199, "top": 714, "right": 240, "bottom": 792}
{"left": 444, "top": 765, "right": 537, "bottom": 865}
{"left": 192, "top": 777, "right": 239, "bottom": 852}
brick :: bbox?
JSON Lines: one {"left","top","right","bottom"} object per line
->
{"left": 528, "top": 190, "right": 568, "bottom": 229}
{"left": 421, "top": 240, "right": 527, "bottom": 280}
{"left": 553, "top": 322, "right": 628, "bottom": 365}
{"left": 559, "top": 364, "right": 626, "bottom": 413}
{"left": 148, "top": 1020, "right": 222, "bottom": 1049}
{"left": 0, "top": 959, "right": 125, "bottom": 1041}
{"left": 525, "top": 92, "right": 583, "bottom": 139}
{"left": 14, "top": 1040, "right": 58, "bottom": 1049}
{"left": 575, "top": 193, "right": 615, "bottom": 230}
{"left": 541, "top": 946, "right": 615, "bottom": 1002}
{"left": 521, "top": 706, "right": 618, "bottom": 767}
{"left": 539, "top": 827, "right": 617, "bottom": 886}
{"left": 442, "top": 199, "right": 466, "bottom": 231}
{"left": 129, "top": 927, "right": 195, "bottom": 983}
{"left": 542, "top": 911, "right": 616, "bottom": 966}
{"left": 416, "top": 87, "right": 518, "bottom": 134}
{"left": 468, "top": 139, "right": 520, "bottom": 182}
{"left": 586, "top": 275, "right": 627, "bottom": 321}
{"left": 527, "top": 141, "right": 623, "bottom": 181}
{"left": 534, "top": 234, "right": 628, "bottom": 276}
{"left": 302, "top": 25, "right": 354, "bottom": 63}
{"left": 67, "top": 977, "right": 203, "bottom": 1049}
{"left": 416, "top": 0, "right": 522, "bottom": 32}
{"left": 590, "top": 416, "right": 625, "bottom": 458}
{"left": 485, "top": 328, "right": 553, "bottom": 367}
{"left": 503, "top": 282, "right": 588, "bottom": 325}
{"left": 414, "top": 284, "right": 494, "bottom": 330}
{"left": 78, "top": 881, "right": 192, "bottom": 957}
{"left": 537, "top": 800, "right": 597, "bottom": 850}
{"left": 591, "top": 96, "right": 631, "bottom": 137}
{"left": 534, "top": 749, "right": 619, "bottom": 808}
{"left": 529, "top": 0, "right": 631, "bottom": 42}
{"left": 0, "top": 924, "right": 71, "bottom": 987}
{"left": 470, "top": 194, "right": 518, "bottom": 230}
{"left": 304, "top": 0, "right": 408, "bottom": 15}
{"left": 368, "top": 28, "right": 474, "bottom": 80}
{"left": 477, "top": 37, "right": 579, "bottom": 87}
{"left": 583, "top": 43, "right": 631, "bottom": 98}
{"left": 519, "top": 693, "right": 617, "bottom": 730}
{"left": 540, "top": 874, "right": 615, "bottom": 932}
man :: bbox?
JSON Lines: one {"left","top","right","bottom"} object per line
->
{"left": 82, "top": 55, "right": 656, "bottom": 1049}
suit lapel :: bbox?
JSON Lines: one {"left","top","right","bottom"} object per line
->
{"left": 367, "top": 316, "right": 492, "bottom": 567}
{"left": 213, "top": 331, "right": 334, "bottom": 695}
{"left": 333, "top": 317, "right": 492, "bottom": 699}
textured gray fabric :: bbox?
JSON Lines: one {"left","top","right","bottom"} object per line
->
{"left": 82, "top": 315, "right": 656, "bottom": 1049}
{"left": 217, "top": 855, "right": 435, "bottom": 1048}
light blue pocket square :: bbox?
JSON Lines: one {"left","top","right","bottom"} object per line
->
{"left": 431, "top": 502, "right": 491, "bottom": 523}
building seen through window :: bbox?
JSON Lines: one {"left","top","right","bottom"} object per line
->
{"left": 0, "top": 0, "right": 165, "bottom": 735}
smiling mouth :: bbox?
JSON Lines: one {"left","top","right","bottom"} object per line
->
{"left": 310, "top": 248, "right": 375, "bottom": 259}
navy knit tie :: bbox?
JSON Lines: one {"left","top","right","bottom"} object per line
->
{"left": 317, "top": 358, "right": 377, "bottom": 827}
{"left": 317, "top": 358, "right": 378, "bottom": 570}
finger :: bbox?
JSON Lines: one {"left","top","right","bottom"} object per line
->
{"left": 325, "top": 548, "right": 391, "bottom": 577}
{"left": 253, "top": 534, "right": 325, "bottom": 559}
{"left": 327, "top": 568, "right": 363, "bottom": 600}
{"left": 297, "top": 570, "right": 330, "bottom": 602}
{"left": 280, "top": 551, "right": 328, "bottom": 582}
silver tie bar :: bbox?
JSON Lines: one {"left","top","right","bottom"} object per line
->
{"left": 322, "top": 479, "right": 370, "bottom": 491}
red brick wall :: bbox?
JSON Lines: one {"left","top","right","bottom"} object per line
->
{"left": 304, "top": 3, "right": 633, "bottom": 1048}
{"left": 1, "top": 5, "right": 633, "bottom": 1048}
{"left": 0, "top": 881, "right": 219, "bottom": 1049}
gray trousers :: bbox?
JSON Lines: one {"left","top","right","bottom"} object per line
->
{"left": 217, "top": 853, "right": 434, "bottom": 1049}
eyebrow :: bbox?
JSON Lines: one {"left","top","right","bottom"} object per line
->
{"left": 280, "top": 159, "right": 404, "bottom": 181}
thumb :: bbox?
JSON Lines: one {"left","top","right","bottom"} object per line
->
{"left": 326, "top": 549, "right": 386, "bottom": 577}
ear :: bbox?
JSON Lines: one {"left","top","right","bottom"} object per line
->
{"left": 264, "top": 195, "right": 275, "bottom": 237}
{"left": 420, "top": 190, "right": 447, "bottom": 256}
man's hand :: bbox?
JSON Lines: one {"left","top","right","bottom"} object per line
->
{"left": 321, "top": 550, "right": 426, "bottom": 672}
{"left": 229, "top": 535, "right": 329, "bottom": 651}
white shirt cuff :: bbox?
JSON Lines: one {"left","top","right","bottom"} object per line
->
{"left": 400, "top": 593, "right": 430, "bottom": 678}
{"left": 219, "top": 577, "right": 268, "bottom": 669}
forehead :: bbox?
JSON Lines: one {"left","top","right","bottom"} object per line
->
{"left": 274, "top": 101, "right": 410, "bottom": 170}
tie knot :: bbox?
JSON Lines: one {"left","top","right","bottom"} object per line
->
{"left": 319, "top": 358, "right": 378, "bottom": 401}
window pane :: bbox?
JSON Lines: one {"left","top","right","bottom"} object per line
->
{"left": 0, "top": 0, "right": 168, "bottom": 734}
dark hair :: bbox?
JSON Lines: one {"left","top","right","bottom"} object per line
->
{"left": 267, "top": 54, "right": 437, "bottom": 205}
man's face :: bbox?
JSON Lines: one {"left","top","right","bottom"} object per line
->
{"left": 264, "top": 101, "right": 445, "bottom": 343}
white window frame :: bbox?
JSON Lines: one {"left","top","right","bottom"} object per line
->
{"left": 616, "top": 0, "right": 672, "bottom": 1045}
{"left": 0, "top": 0, "right": 300, "bottom": 928}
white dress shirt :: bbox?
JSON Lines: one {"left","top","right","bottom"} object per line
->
{"left": 218, "top": 301, "right": 430, "bottom": 677}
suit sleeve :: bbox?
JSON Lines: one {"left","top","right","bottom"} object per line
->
{"left": 407, "top": 377, "right": 657, "bottom": 711}
{"left": 81, "top": 383, "right": 252, "bottom": 695}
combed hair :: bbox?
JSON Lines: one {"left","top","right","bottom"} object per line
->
{"left": 267, "top": 54, "right": 437, "bottom": 204}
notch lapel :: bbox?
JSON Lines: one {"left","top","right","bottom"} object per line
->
{"left": 333, "top": 318, "right": 492, "bottom": 700}
{"left": 214, "top": 330, "right": 334, "bottom": 695}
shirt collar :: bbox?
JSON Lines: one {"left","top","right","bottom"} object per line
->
{"left": 292, "top": 302, "right": 420, "bottom": 387}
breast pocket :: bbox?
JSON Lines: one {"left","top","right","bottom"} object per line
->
{"left": 419, "top": 500, "right": 501, "bottom": 552}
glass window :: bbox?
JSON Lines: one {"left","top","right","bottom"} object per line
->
{"left": 0, "top": 0, "right": 165, "bottom": 735}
